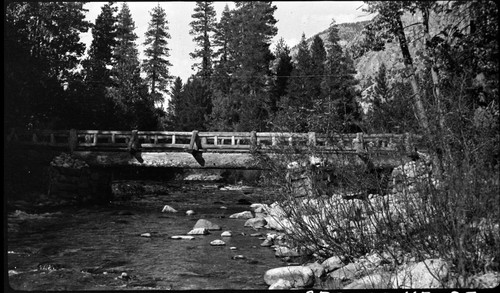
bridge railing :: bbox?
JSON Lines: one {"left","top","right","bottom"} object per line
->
{"left": 6, "top": 129, "right": 421, "bottom": 153}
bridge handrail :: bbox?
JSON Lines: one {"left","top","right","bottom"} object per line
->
{"left": 6, "top": 128, "right": 422, "bottom": 153}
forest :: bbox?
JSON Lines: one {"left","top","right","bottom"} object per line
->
{"left": 4, "top": 1, "right": 498, "bottom": 136}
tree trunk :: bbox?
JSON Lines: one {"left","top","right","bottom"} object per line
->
{"left": 393, "top": 15, "right": 443, "bottom": 178}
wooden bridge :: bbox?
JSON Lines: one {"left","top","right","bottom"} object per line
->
{"left": 6, "top": 129, "right": 422, "bottom": 169}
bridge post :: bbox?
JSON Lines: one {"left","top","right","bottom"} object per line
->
{"left": 404, "top": 132, "right": 414, "bottom": 153}
{"left": 353, "top": 132, "right": 365, "bottom": 153}
{"left": 128, "top": 130, "right": 140, "bottom": 153}
{"left": 68, "top": 129, "right": 78, "bottom": 153}
{"left": 308, "top": 132, "right": 316, "bottom": 147}
{"left": 189, "top": 130, "right": 200, "bottom": 151}
{"left": 250, "top": 131, "right": 257, "bottom": 148}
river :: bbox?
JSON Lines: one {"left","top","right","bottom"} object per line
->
{"left": 7, "top": 180, "right": 288, "bottom": 290}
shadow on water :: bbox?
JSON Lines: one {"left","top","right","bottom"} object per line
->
{"left": 7, "top": 180, "right": 285, "bottom": 290}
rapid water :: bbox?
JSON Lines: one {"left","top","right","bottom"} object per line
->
{"left": 7, "top": 181, "right": 286, "bottom": 290}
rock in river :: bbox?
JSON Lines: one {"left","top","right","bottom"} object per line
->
{"left": 161, "top": 205, "right": 177, "bottom": 213}
{"left": 269, "top": 279, "right": 293, "bottom": 290}
{"left": 221, "top": 231, "right": 232, "bottom": 237}
{"left": 187, "top": 228, "right": 209, "bottom": 235}
{"left": 210, "top": 239, "right": 226, "bottom": 246}
{"left": 391, "top": 258, "right": 449, "bottom": 289}
{"left": 193, "top": 219, "right": 221, "bottom": 230}
{"left": 244, "top": 217, "right": 267, "bottom": 229}
{"left": 322, "top": 255, "right": 343, "bottom": 273}
{"left": 264, "top": 266, "right": 314, "bottom": 288}
{"left": 171, "top": 235, "right": 195, "bottom": 240}
{"left": 229, "top": 211, "right": 253, "bottom": 219}
{"left": 275, "top": 246, "right": 301, "bottom": 257}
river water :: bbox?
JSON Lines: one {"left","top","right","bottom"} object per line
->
{"left": 7, "top": 181, "right": 287, "bottom": 290}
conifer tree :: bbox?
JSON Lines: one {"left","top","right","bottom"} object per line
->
{"left": 4, "top": 2, "right": 91, "bottom": 129}
{"left": 165, "top": 77, "right": 184, "bottom": 129}
{"left": 287, "top": 33, "right": 313, "bottom": 110}
{"left": 82, "top": 2, "right": 118, "bottom": 129}
{"left": 228, "top": 1, "right": 278, "bottom": 131}
{"left": 110, "top": 3, "right": 152, "bottom": 129}
{"left": 189, "top": 1, "right": 217, "bottom": 79}
{"left": 310, "top": 35, "right": 327, "bottom": 100}
{"left": 270, "top": 38, "right": 294, "bottom": 114}
{"left": 319, "top": 19, "right": 361, "bottom": 133}
{"left": 143, "top": 4, "right": 172, "bottom": 109}
{"left": 209, "top": 5, "right": 235, "bottom": 130}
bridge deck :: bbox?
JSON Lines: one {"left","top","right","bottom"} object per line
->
{"left": 6, "top": 129, "right": 423, "bottom": 169}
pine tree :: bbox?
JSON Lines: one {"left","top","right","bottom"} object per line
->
{"left": 270, "top": 38, "right": 293, "bottom": 114}
{"left": 4, "top": 2, "right": 91, "bottom": 129}
{"left": 319, "top": 19, "right": 361, "bottom": 133}
{"left": 228, "top": 1, "right": 278, "bottom": 131}
{"left": 82, "top": 2, "right": 118, "bottom": 129}
{"left": 143, "top": 4, "right": 172, "bottom": 109}
{"left": 293, "top": 33, "right": 314, "bottom": 106}
{"left": 165, "top": 77, "right": 183, "bottom": 129}
{"left": 310, "top": 35, "right": 326, "bottom": 100}
{"left": 110, "top": 3, "right": 153, "bottom": 129}
{"left": 189, "top": 1, "right": 217, "bottom": 79}
{"left": 209, "top": 5, "right": 235, "bottom": 130}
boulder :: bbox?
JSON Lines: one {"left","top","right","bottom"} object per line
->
{"left": 391, "top": 258, "right": 449, "bottom": 289}
{"left": 260, "top": 239, "right": 273, "bottom": 247}
{"left": 221, "top": 231, "right": 232, "bottom": 237}
{"left": 328, "top": 262, "right": 363, "bottom": 282}
{"left": 161, "top": 205, "right": 177, "bottom": 213}
{"left": 193, "top": 219, "right": 221, "bottom": 230}
{"left": 171, "top": 235, "right": 195, "bottom": 240}
{"left": 470, "top": 272, "right": 500, "bottom": 288}
{"left": 245, "top": 217, "right": 268, "bottom": 229}
{"left": 343, "top": 273, "right": 392, "bottom": 289}
{"left": 305, "top": 262, "right": 325, "bottom": 278}
{"left": 265, "top": 216, "right": 293, "bottom": 232}
{"left": 267, "top": 202, "right": 287, "bottom": 218}
{"left": 187, "top": 228, "right": 210, "bottom": 235}
{"left": 264, "top": 266, "right": 314, "bottom": 288}
{"left": 229, "top": 211, "right": 253, "bottom": 219}
{"left": 269, "top": 279, "right": 293, "bottom": 290}
{"left": 186, "top": 210, "right": 195, "bottom": 216}
{"left": 322, "top": 256, "right": 343, "bottom": 273}
{"left": 250, "top": 203, "right": 270, "bottom": 214}
{"left": 140, "top": 233, "right": 151, "bottom": 237}
{"left": 275, "top": 246, "right": 301, "bottom": 257}
{"left": 210, "top": 239, "right": 225, "bottom": 246}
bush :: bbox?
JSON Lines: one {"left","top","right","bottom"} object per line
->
{"left": 254, "top": 127, "right": 499, "bottom": 287}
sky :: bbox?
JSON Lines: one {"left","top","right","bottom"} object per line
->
{"left": 80, "top": 1, "right": 373, "bottom": 83}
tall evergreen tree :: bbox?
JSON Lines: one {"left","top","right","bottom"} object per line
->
{"left": 4, "top": 2, "right": 91, "bottom": 130}
{"left": 82, "top": 2, "right": 118, "bottom": 129}
{"left": 143, "top": 4, "right": 172, "bottom": 109}
{"left": 319, "top": 19, "right": 361, "bottom": 133}
{"left": 189, "top": 1, "right": 217, "bottom": 79}
{"left": 270, "top": 38, "right": 294, "bottom": 114}
{"left": 110, "top": 3, "right": 153, "bottom": 129}
{"left": 287, "top": 34, "right": 313, "bottom": 110}
{"left": 209, "top": 5, "right": 235, "bottom": 130}
{"left": 227, "top": 1, "right": 278, "bottom": 131}
{"left": 309, "top": 35, "right": 327, "bottom": 100}
{"left": 165, "top": 77, "right": 184, "bottom": 129}
{"left": 273, "top": 34, "right": 313, "bottom": 132}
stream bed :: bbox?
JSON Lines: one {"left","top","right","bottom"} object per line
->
{"left": 7, "top": 181, "right": 287, "bottom": 290}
